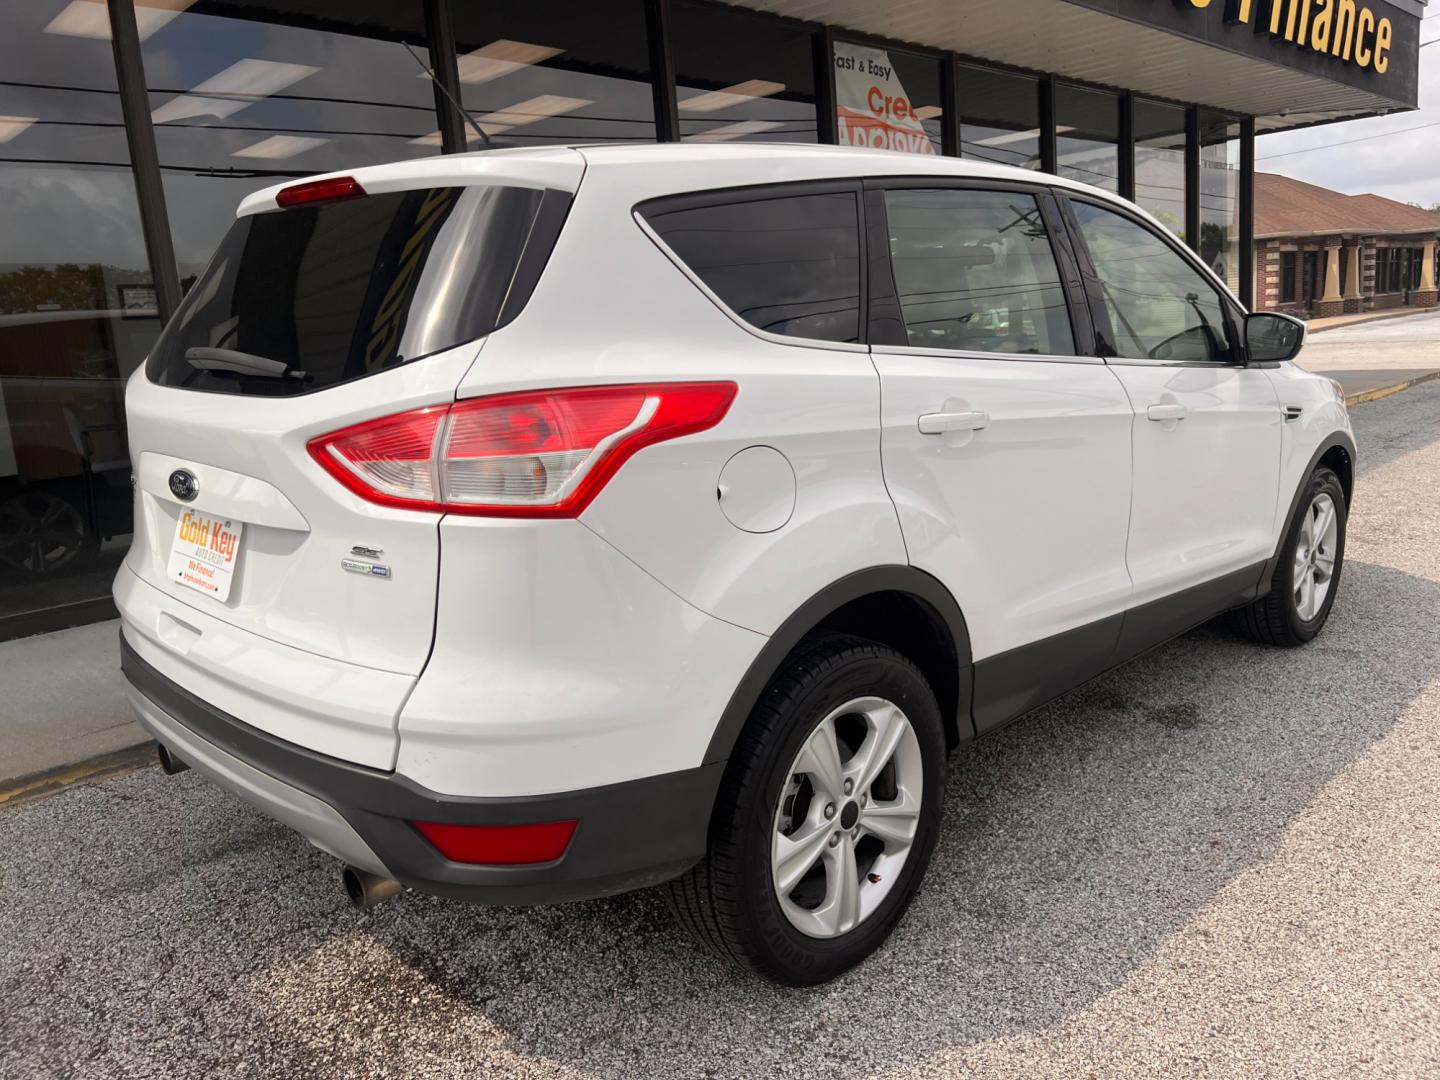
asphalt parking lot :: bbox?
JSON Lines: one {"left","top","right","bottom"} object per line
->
{"left": 4, "top": 382, "right": 1440, "bottom": 1079}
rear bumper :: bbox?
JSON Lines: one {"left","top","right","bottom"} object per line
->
{"left": 121, "top": 632, "right": 721, "bottom": 904}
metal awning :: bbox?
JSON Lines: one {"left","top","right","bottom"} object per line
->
{"left": 737, "top": 0, "right": 1424, "bottom": 131}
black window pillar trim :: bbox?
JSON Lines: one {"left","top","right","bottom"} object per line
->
{"left": 645, "top": 0, "right": 681, "bottom": 142}
{"left": 1240, "top": 116, "right": 1256, "bottom": 309}
{"left": 1039, "top": 76, "right": 1057, "bottom": 175}
{"left": 814, "top": 25, "right": 838, "bottom": 144}
{"left": 940, "top": 56, "right": 960, "bottom": 157}
{"left": 1184, "top": 105, "right": 1201, "bottom": 255}
{"left": 1039, "top": 191, "right": 1097, "bottom": 357}
{"left": 422, "top": 0, "right": 466, "bottom": 154}
{"left": 1118, "top": 92, "right": 1135, "bottom": 202}
{"left": 862, "top": 185, "right": 906, "bottom": 348}
{"left": 106, "top": 0, "right": 180, "bottom": 322}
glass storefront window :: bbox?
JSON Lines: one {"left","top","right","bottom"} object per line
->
{"left": 672, "top": 0, "right": 817, "bottom": 144}
{"left": 140, "top": 1, "right": 440, "bottom": 283}
{"left": 450, "top": 0, "right": 655, "bottom": 150}
{"left": 1056, "top": 83, "right": 1118, "bottom": 192}
{"left": 0, "top": 0, "right": 160, "bottom": 625}
{"left": 956, "top": 64, "right": 1040, "bottom": 169}
{"left": 1134, "top": 99, "right": 1187, "bottom": 241}
{"left": 1200, "top": 110, "right": 1241, "bottom": 294}
{"left": 833, "top": 41, "right": 941, "bottom": 155}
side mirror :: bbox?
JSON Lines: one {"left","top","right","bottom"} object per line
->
{"left": 1245, "top": 311, "right": 1306, "bottom": 364}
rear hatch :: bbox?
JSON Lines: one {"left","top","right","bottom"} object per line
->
{"left": 120, "top": 154, "right": 581, "bottom": 767}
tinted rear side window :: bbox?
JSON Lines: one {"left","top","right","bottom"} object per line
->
{"left": 147, "top": 185, "right": 547, "bottom": 396}
{"left": 883, "top": 188, "right": 1075, "bottom": 356}
{"left": 642, "top": 190, "right": 861, "bottom": 343}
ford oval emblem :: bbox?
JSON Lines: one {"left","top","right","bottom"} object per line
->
{"left": 168, "top": 468, "right": 198, "bottom": 502}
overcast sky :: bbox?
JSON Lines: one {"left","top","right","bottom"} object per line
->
{"left": 1255, "top": 33, "right": 1440, "bottom": 205}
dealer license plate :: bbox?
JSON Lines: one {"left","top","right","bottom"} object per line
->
{"left": 167, "top": 508, "right": 244, "bottom": 602}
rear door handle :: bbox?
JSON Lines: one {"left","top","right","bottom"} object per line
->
{"left": 918, "top": 410, "right": 989, "bottom": 434}
{"left": 1146, "top": 403, "right": 1188, "bottom": 422}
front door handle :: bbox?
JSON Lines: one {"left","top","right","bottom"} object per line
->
{"left": 1146, "top": 403, "right": 1188, "bottom": 422}
{"left": 918, "top": 410, "right": 990, "bottom": 435}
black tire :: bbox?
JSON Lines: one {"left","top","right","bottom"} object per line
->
{"left": 668, "top": 632, "right": 946, "bottom": 986}
{"left": 1229, "top": 465, "right": 1347, "bottom": 647}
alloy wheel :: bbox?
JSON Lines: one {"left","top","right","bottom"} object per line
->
{"left": 0, "top": 492, "right": 88, "bottom": 576}
{"left": 771, "top": 696, "right": 923, "bottom": 939}
{"left": 1293, "top": 491, "right": 1339, "bottom": 621}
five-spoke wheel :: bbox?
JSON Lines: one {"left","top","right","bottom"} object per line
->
{"left": 1230, "top": 464, "right": 1347, "bottom": 646}
{"left": 668, "top": 633, "right": 945, "bottom": 986}
{"left": 1292, "top": 491, "right": 1338, "bottom": 622}
{"left": 771, "top": 696, "right": 923, "bottom": 939}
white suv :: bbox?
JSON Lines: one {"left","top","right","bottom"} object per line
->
{"left": 117, "top": 144, "right": 1354, "bottom": 986}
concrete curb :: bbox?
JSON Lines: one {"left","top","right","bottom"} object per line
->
{"left": 0, "top": 741, "right": 156, "bottom": 809}
{"left": 1309, "top": 307, "right": 1440, "bottom": 335}
{"left": 1345, "top": 370, "right": 1440, "bottom": 407}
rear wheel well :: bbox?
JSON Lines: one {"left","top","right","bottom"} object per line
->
{"left": 813, "top": 591, "right": 963, "bottom": 750}
{"left": 1318, "top": 444, "right": 1353, "bottom": 506}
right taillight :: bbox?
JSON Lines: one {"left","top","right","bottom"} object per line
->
{"left": 307, "top": 382, "right": 736, "bottom": 518}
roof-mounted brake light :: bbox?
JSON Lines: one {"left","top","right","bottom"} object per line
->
{"left": 276, "top": 175, "right": 366, "bottom": 209}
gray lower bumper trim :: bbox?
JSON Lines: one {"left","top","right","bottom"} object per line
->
{"left": 126, "top": 686, "right": 389, "bottom": 878}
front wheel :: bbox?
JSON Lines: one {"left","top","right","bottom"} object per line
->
{"left": 668, "top": 633, "right": 946, "bottom": 986}
{"left": 1229, "top": 465, "right": 1347, "bottom": 646}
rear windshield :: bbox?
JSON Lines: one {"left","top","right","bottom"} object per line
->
{"left": 146, "top": 184, "right": 547, "bottom": 396}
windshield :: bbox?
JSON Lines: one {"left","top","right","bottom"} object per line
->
{"left": 146, "top": 184, "right": 547, "bottom": 396}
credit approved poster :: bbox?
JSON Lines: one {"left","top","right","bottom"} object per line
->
{"left": 834, "top": 42, "right": 938, "bottom": 155}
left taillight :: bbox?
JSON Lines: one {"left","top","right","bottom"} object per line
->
{"left": 306, "top": 382, "right": 737, "bottom": 518}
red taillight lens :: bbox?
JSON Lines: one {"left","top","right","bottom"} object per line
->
{"left": 276, "top": 175, "right": 366, "bottom": 208}
{"left": 307, "top": 382, "right": 736, "bottom": 517}
{"left": 413, "top": 819, "right": 577, "bottom": 865}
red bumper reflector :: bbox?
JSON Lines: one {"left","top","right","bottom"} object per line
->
{"left": 276, "top": 175, "right": 365, "bottom": 208}
{"left": 413, "top": 819, "right": 577, "bottom": 865}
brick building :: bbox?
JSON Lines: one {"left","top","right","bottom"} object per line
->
{"left": 1254, "top": 172, "right": 1440, "bottom": 318}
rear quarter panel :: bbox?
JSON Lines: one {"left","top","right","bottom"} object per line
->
{"left": 453, "top": 157, "right": 908, "bottom": 636}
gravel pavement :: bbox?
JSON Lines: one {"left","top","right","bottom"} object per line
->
{"left": 3, "top": 384, "right": 1440, "bottom": 1079}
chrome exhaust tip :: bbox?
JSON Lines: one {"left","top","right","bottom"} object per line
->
{"left": 343, "top": 866, "right": 402, "bottom": 910}
{"left": 156, "top": 744, "right": 189, "bottom": 775}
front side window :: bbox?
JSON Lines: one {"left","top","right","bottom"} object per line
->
{"left": 641, "top": 191, "right": 861, "bottom": 343}
{"left": 1070, "top": 200, "right": 1234, "bottom": 364}
{"left": 882, "top": 188, "right": 1075, "bottom": 356}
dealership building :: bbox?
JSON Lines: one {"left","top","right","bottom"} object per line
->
{"left": 0, "top": 0, "right": 1426, "bottom": 639}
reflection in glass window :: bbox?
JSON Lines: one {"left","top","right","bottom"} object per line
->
{"left": 141, "top": 2, "right": 440, "bottom": 282}
{"left": 1134, "top": 99, "right": 1186, "bottom": 241}
{"left": 833, "top": 41, "right": 941, "bottom": 155}
{"left": 672, "top": 0, "right": 817, "bottom": 144}
{"left": 0, "top": 0, "right": 158, "bottom": 620}
{"left": 956, "top": 65, "right": 1040, "bottom": 170}
{"left": 883, "top": 189, "right": 1074, "bottom": 356}
{"left": 1056, "top": 84, "right": 1119, "bottom": 192}
{"left": 643, "top": 192, "right": 860, "bottom": 343}
{"left": 1071, "top": 201, "right": 1233, "bottom": 364}
{"left": 148, "top": 186, "right": 545, "bottom": 396}
{"left": 450, "top": 0, "right": 655, "bottom": 149}
{"left": 1200, "top": 111, "right": 1241, "bottom": 294}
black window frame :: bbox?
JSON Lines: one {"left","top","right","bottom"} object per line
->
{"left": 1058, "top": 191, "right": 1245, "bottom": 367}
{"left": 1280, "top": 251, "right": 1298, "bottom": 304}
{"left": 861, "top": 175, "right": 1095, "bottom": 358}
{"left": 634, "top": 178, "right": 870, "bottom": 347}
